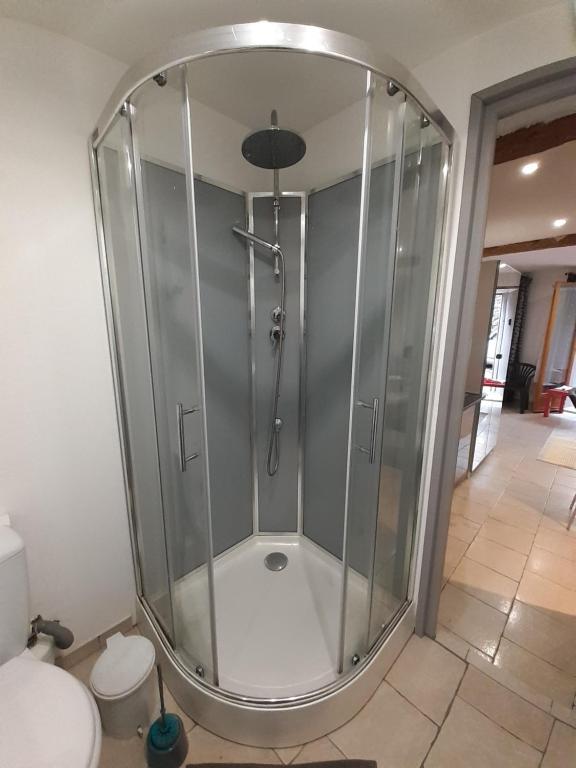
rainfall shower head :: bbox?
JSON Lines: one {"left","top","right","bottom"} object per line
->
{"left": 242, "top": 110, "right": 306, "bottom": 170}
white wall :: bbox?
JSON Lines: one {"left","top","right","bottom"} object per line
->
{"left": 2, "top": 3, "right": 576, "bottom": 653}
{"left": 410, "top": 2, "right": 575, "bottom": 454}
{"left": 0, "top": 19, "right": 135, "bottom": 652}
{"left": 126, "top": 80, "right": 264, "bottom": 190}
{"left": 412, "top": 2, "right": 575, "bottom": 301}
{"left": 523, "top": 268, "right": 570, "bottom": 372}
{"left": 497, "top": 267, "right": 521, "bottom": 289}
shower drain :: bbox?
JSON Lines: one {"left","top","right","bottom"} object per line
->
{"left": 264, "top": 552, "right": 288, "bottom": 571}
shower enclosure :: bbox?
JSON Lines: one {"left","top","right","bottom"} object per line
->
{"left": 91, "top": 23, "right": 451, "bottom": 745}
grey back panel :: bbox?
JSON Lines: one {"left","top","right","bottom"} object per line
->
{"left": 304, "top": 163, "right": 396, "bottom": 570}
{"left": 141, "top": 164, "right": 252, "bottom": 573}
{"left": 304, "top": 176, "right": 362, "bottom": 559}
{"left": 252, "top": 196, "right": 302, "bottom": 532}
{"left": 140, "top": 161, "right": 206, "bottom": 580}
{"left": 194, "top": 179, "right": 253, "bottom": 554}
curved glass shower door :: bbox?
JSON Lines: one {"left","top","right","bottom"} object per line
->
{"left": 365, "top": 100, "right": 448, "bottom": 651}
{"left": 94, "top": 39, "right": 450, "bottom": 704}
{"left": 129, "top": 73, "right": 217, "bottom": 683}
{"left": 339, "top": 75, "right": 403, "bottom": 670}
{"left": 339, "top": 86, "right": 448, "bottom": 671}
{"left": 96, "top": 118, "right": 176, "bottom": 641}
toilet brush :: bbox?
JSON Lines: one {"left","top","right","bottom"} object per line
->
{"left": 146, "top": 665, "right": 188, "bottom": 768}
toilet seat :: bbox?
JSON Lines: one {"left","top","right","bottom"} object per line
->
{"left": 0, "top": 656, "right": 101, "bottom": 768}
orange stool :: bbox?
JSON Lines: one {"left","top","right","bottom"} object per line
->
{"left": 541, "top": 388, "right": 570, "bottom": 417}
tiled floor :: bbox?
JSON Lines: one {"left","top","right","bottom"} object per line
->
{"left": 71, "top": 629, "right": 576, "bottom": 768}
{"left": 67, "top": 407, "right": 576, "bottom": 768}
{"left": 440, "top": 406, "right": 576, "bottom": 709}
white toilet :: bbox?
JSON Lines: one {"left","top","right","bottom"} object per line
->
{"left": 0, "top": 525, "right": 101, "bottom": 768}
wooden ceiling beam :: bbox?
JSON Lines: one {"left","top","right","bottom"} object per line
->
{"left": 494, "top": 113, "right": 576, "bottom": 165}
{"left": 484, "top": 233, "right": 576, "bottom": 258}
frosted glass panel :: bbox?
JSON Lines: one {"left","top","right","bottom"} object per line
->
{"left": 131, "top": 73, "right": 216, "bottom": 682}
{"left": 341, "top": 77, "right": 401, "bottom": 670}
{"left": 96, "top": 120, "right": 174, "bottom": 639}
{"left": 367, "top": 100, "right": 446, "bottom": 646}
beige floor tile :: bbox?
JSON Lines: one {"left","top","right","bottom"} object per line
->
{"left": 443, "top": 535, "right": 468, "bottom": 582}
{"left": 526, "top": 546, "right": 576, "bottom": 591}
{"left": 330, "top": 681, "right": 437, "bottom": 768}
{"left": 275, "top": 745, "right": 303, "bottom": 764}
{"left": 98, "top": 732, "right": 148, "bottom": 768}
{"left": 490, "top": 446, "right": 526, "bottom": 471}
{"left": 386, "top": 636, "right": 465, "bottom": 725}
{"left": 514, "top": 458, "right": 557, "bottom": 490}
{"left": 550, "top": 700, "right": 576, "bottom": 728}
{"left": 554, "top": 467, "right": 576, "bottom": 490}
{"left": 489, "top": 500, "right": 541, "bottom": 533}
{"left": 451, "top": 495, "right": 491, "bottom": 525}
{"left": 466, "top": 646, "right": 553, "bottom": 711}
{"left": 185, "top": 726, "right": 280, "bottom": 763}
{"left": 475, "top": 461, "right": 516, "bottom": 484}
{"left": 450, "top": 557, "right": 518, "bottom": 614}
{"left": 435, "top": 624, "right": 472, "bottom": 659}
{"left": 478, "top": 518, "right": 534, "bottom": 555}
{"left": 534, "top": 528, "right": 576, "bottom": 560}
{"left": 504, "top": 478, "right": 549, "bottom": 513}
{"left": 545, "top": 483, "right": 576, "bottom": 516}
{"left": 467, "top": 537, "right": 527, "bottom": 581}
{"left": 494, "top": 638, "right": 576, "bottom": 707}
{"left": 540, "top": 510, "right": 576, "bottom": 536}
{"left": 516, "top": 571, "right": 576, "bottom": 626}
{"left": 458, "top": 666, "right": 553, "bottom": 751}
{"left": 292, "top": 738, "right": 343, "bottom": 762}
{"left": 453, "top": 476, "right": 506, "bottom": 508}
{"left": 504, "top": 600, "right": 576, "bottom": 677}
{"left": 438, "top": 584, "right": 506, "bottom": 657}
{"left": 69, "top": 648, "right": 99, "bottom": 687}
{"left": 449, "top": 516, "right": 481, "bottom": 544}
{"left": 542, "top": 721, "right": 576, "bottom": 768}
{"left": 466, "top": 646, "right": 493, "bottom": 664}
{"left": 424, "top": 697, "right": 541, "bottom": 768}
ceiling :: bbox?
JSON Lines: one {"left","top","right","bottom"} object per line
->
{"left": 186, "top": 52, "right": 366, "bottom": 132}
{"left": 485, "top": 139, "right": 576, "bottom": 248}
{"left": 0, "top": 0, "right": 563, "bottom": 70}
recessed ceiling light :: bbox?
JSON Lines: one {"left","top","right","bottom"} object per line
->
{"left": 553, "top": 218, "right": 567, "bottom": 228}
{"left": 521, "top": 161, "right": 540, "bottom": 175}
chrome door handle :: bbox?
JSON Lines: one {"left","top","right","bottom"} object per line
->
{"left": 356, "top": 397, "right": 380, "bottom": 464}
{"left": 177, "top": 402, "right": 199, "bottom": 472}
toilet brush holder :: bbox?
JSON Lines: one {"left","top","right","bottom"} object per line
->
{"left": 146, "top": 666, "right": 188, "bottom": 768}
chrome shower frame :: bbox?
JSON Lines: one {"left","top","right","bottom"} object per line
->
{"left": 90, "top": 21, "right": 454, "bottom": 747}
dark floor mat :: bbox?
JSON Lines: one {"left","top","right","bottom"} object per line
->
{"left": 188, "top": 762, "right": 377, "bottom": 768}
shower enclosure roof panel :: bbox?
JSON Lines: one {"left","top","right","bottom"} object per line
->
{"left": 92, "top": 22, "right": 454, "bottom": 147}
{"left": 184, "top": 52, "right": 366, "bottom": 133}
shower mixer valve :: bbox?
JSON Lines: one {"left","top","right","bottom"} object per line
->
{"left": 271, "top": 306, "right": 285, "bottom": 324}
{"left": 270, "top": 325, "right": 285, "bottom": 346}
